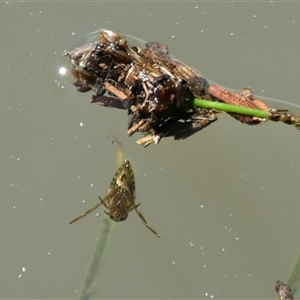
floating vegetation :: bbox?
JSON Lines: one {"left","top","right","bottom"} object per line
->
{"left": 65, "top": 29, "right": 300, "bottom": 147}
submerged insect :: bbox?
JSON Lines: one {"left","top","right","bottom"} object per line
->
{"left": 69, "top": 160, "right": 160, "bottom": 238}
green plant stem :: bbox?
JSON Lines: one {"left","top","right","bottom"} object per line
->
{"left": 193, "top": 98, "right": 269, "bottom": 118}
{"left": 287, "top": 253, "right": 300, "bottom": 297}
{"left": 80, "top": 218, "right": 114, "bottom": 300}
{"left": 80, "top": 144, "right": 124, "bottom": 299}
{"left": 193, "top": 98, "right": 300, "bottom": 128}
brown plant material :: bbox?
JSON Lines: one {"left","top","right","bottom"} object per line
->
{"left": 65, "top": 29, "right": 274, "bottom": 146}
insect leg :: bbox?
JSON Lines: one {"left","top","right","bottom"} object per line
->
{"left": 69, "top": 196, "right": 104, "bottom": 224}
{"left": 134, "top": 206, "right": 160, "bottom": 238}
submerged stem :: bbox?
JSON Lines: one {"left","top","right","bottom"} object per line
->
{"left": 80, "top": 218, "right": 113, "bottom": 300}
{"left": 80, "top": 138, "right": 125, "bottom": 299}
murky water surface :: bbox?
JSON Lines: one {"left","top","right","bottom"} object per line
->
{"left": 1, "top": 2, "right": 300, "bottom": 299}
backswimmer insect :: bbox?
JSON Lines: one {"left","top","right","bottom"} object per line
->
{"left": 69, "top": 160, "right": 160, "bottom": 238}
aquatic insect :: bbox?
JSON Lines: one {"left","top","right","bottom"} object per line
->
{"left": 69, "top": 160, "right": 160, "bottom": 238}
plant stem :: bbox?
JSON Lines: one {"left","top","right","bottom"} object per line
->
{"left": 193, "top": 98, "right": 300, "bottom": 129}
{"left": 80, "top": 218, "right": 113, "bottom": 300}
{"left": 194, "top": 98, "right": 268, "bottom": 118}
{"left": 79, "top": 139, "right": 125, "bottom": 299}
{"left": 287, "top": 253, "right": 300, "bottom": 297}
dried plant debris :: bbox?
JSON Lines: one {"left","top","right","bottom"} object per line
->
{"left": 69, "top": 160, "right": 160, "bottom": 237}
{"left": 65, "top": 29, "right": 299, "bottom": 146}
{"left": 275, "top": 281, "right": 293, "bottom": 300}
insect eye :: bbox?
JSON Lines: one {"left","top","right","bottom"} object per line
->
{"left": 120, "top": 216, "right": 127, "bottom": 222}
